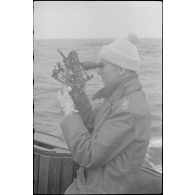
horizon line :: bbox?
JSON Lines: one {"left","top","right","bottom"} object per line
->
{"left": 34, "top": 36, "right": 162, "bottom": 40}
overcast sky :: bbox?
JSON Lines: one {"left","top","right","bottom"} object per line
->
{"left": 34, "top": 1, "right": 162, "bottom": 39}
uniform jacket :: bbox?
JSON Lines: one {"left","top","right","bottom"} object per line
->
{"left": 60, "top": 75, "right": 151, "bottom": 194}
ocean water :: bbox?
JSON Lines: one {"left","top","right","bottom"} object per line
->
{"left": 34, "top": 38, "right": 162, "bottom": 173}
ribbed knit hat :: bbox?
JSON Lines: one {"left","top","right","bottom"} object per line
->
{"left": 98, "top": 33, "right": 141, "bottom": 72}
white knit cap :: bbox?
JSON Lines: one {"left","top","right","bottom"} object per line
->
{"left": 98, "top": 33, "right": 141, "bottom": 72}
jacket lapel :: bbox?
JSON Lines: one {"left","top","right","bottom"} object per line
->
{"left": 92, "top": 75, "right": 142, "bottom": 134}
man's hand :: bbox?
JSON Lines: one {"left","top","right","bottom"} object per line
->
{"left": 82, "top": 60, "right": 103, "bottom": 70}
{"left": 57, "top": 86, "right": 78, "bottom": 116}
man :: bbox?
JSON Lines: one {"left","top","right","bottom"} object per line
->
{"left": 58, "top": 33, "right": 151, "bottom": 194}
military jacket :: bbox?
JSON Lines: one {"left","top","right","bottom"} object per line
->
{"left": 60, "top": 76, "right": 151, "bottom": 194}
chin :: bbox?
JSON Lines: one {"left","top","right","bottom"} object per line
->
{"left": 101, "top": 79, "right": 106, "bottom": 87}
{"left": 103, "top": 82, "right": 110, "bottom": 87}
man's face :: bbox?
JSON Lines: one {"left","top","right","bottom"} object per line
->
{"left": 97, "top": 61, "right": 121, "bottom": 87}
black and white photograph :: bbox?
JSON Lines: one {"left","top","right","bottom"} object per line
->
{"left": 3, "top": 1, "right": 195, "bottom": 195}
{"left": 33, "top": 1, "right": 162, "bottom": 194}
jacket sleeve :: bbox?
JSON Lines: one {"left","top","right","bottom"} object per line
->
{"left": 60, "top": 106, "right": 136, "bottom": 168}
{"left": 69, "top": 87, "right": 98, "bottom": 133}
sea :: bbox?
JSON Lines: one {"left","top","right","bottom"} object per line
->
{"left": 34, "top": 38, "right": 162, "bottom": 173}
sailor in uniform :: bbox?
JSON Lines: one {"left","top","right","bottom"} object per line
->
{"left": 58, "top": 33, "right": 151, "bottom": 194}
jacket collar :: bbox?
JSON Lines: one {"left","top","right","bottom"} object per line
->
{"left": 92, "top": 73, "right": 142, "bottom": 104}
